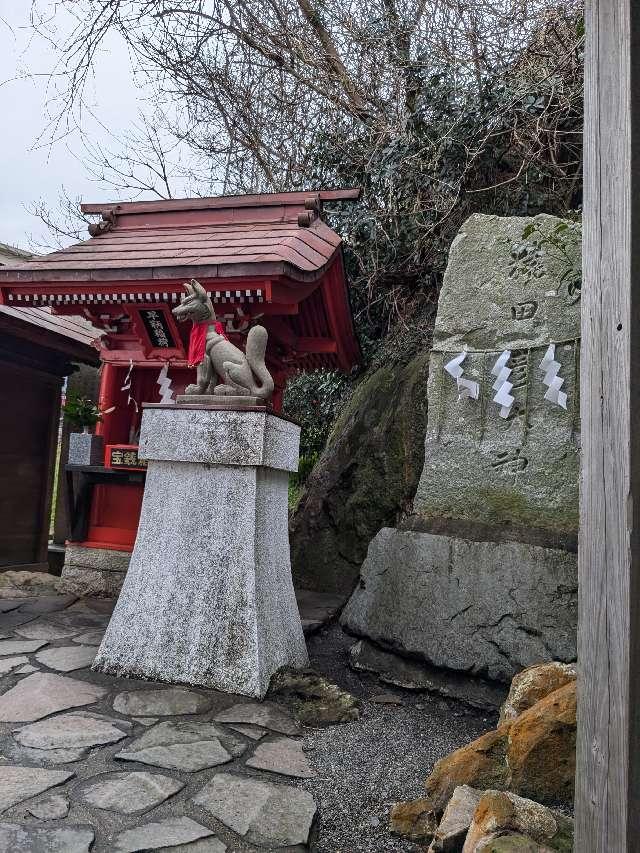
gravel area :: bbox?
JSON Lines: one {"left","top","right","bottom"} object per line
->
{"left": 300, "top": 624, "right": 497, "bottom": 853}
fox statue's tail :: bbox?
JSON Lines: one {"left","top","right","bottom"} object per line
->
{"left": 226, "top": 325, "right": 274, "bottom": 400}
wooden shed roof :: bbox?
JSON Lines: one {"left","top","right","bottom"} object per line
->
{"left": 0, "top": 306, "right": 101, "bottom": 364}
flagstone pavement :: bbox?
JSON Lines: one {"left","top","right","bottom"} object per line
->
{"left": 0, "top": 593, "right": 492, "bottom": 853}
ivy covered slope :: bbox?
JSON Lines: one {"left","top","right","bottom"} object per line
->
{"left": 289, "top": 321, "right": 432, "bottom": 595}
{"left": 283, "top": 7, "right": 584, "bottom": 597}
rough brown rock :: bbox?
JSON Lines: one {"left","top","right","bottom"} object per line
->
{"left": 389, "top": 797, "right": 438, "bottom": 841}
{"left": 418, "top": 678, "right": 576, "bottom": 829}
{"left": 474, "top": 834, "right": 555, "bottom": 852}
{"left": 498, "top": 663, "right": 576, "bottom": 726}
{"left": 425, "top": 727, "right": 512, "bottom": 813}
{"left": 290, "top": 334, "right": 431, "bottom": 595}
{"left": 461, "top": 790, "right": 573, "bottom": 853}
{"left": 507, "top": 682, "right": 576, "bottom": 804}
{"left": 428, "top": 785, "right": 483, "bottom": 852}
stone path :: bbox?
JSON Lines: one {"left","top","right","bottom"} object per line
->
{"left": 0, "top": 595, "right": 318, "bottom": 852}
{"left": 0, "top": 592, "right": 491, "bottom": 852}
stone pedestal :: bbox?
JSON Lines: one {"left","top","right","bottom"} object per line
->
{"left": 94, "top": 404, "right": 308, "bottom": 698}
{"left": 176, "top": 394, "right": 262, "bottom": 407}
{"left": 60, "top": 545, "right": 130, "bottom": 597}
{"left": 68, "top": 432, "right": 104, "bottom": 466}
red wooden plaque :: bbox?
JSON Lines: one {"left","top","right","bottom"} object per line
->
{"left": 127, "top": 304, "right": 185, "bottom": 359}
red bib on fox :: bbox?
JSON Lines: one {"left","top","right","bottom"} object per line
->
{"left": 187, "top": 321, "right": 228, "bottom": 368}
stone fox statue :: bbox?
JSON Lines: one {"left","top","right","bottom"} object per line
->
{"left": 172, "top": 280, "right": 274, "bottom": 400}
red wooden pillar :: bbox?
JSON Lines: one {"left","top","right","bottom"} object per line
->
{"left": 95, "top": 363, "right": 119, "bottom": 440}
{"left": 271, "top": 370, "right": 287, "bottom": 413}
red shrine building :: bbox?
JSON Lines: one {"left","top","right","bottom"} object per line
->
{"left": 0, "top": 190, "right": 361, "bottom": 578}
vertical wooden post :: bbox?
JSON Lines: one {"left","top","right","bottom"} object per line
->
{"left": 577, "top": 1, "right": 640, "bottom": 849}
{"left": 53, "top": 364, "right": 100, "bottom": 544}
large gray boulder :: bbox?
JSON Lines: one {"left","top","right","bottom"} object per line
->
{"left": 343, "top": 213, "right": 580, "bottom": 681}
{"left": 341, "top": 528, "right": 577, "bottom": 681}
{"left": 291, "top": 326, "right": 431, "bottom": 594}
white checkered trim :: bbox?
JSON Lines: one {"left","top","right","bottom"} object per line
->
{"left": 7, "top": 289, "right": 265, "bottom": 306}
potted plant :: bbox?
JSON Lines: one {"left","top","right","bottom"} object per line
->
{"left": 63, "top": 393, "right": 109, "bottom": 466}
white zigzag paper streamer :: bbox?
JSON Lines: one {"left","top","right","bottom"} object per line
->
{"left": 444, "top": 351, "right": 479, "bottom": 401}
{"left": 539, "top": 344, "right": 567, "bottom": 409}
{"left": 491, "top": 350, "right": 514, "bottom": 418}
{"left": 120, "top": 358, "right": 138, "bottom": 413}
{"left": 156, "top": 363, "right": 174, "bottom": 403}
{"left": 444, "top": 351, "right": 466, "bottom": 380}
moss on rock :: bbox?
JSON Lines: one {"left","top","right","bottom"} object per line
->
{"left": 389, "top": 797, "right": 438, "bottom": 841}
{"left": 507, "top": 682, "right": 576, "bottom": 805}
{"left": 290, "top": 326, "right": 431, "bottom": 594}
{"left": 425, "top": 726, "right": 512, "bottom": 813}
{"left": 421, "top": 680, "right": 576, "bottom": 812}
{"left": 269, "top": 667, "right": 360, "bottom": 726}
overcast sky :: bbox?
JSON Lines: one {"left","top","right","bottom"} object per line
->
{"left": 0, "top": 2, "right": 144, "bottom": 251}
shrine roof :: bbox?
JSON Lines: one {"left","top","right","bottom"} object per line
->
{"left": 0, "top": 189, "right": 360, "bottom": 285}
{"left": 0, "top": 190, "right": 362, "bottom": 373}
{"left": 0, "top": 306, "right": 101, "bottom": 346}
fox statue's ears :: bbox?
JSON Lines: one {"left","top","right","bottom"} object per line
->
{"left": 191, "top": 279, "right": 208, "bottom": 300}
{"left": 182, "top": 279, "right": 208, "bottom": 300}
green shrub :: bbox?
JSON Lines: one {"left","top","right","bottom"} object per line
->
{"left": 61, "top": 393, "right": 103, "bottom": 432}
{"left": 283, "top": 370, "right": 352, "bottom": 461}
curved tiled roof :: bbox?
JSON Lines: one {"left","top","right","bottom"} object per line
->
{"left": 0, "top": 190, "right": 361, "bottom": 373}
{"left": 0, "top": 306, "right": 101, "bottom": 363}
{"left": 0, "top": 306, "right": 101, "bottom": 347}
{"left": 0, "top": 190, "right": 358, "bottom": 284}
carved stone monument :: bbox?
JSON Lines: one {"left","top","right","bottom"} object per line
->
{"left": 342, "top": 214, "right": 581, "bottom": 682}
{"left": 95, "top": 300, "right": 308, "bottom": 698}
